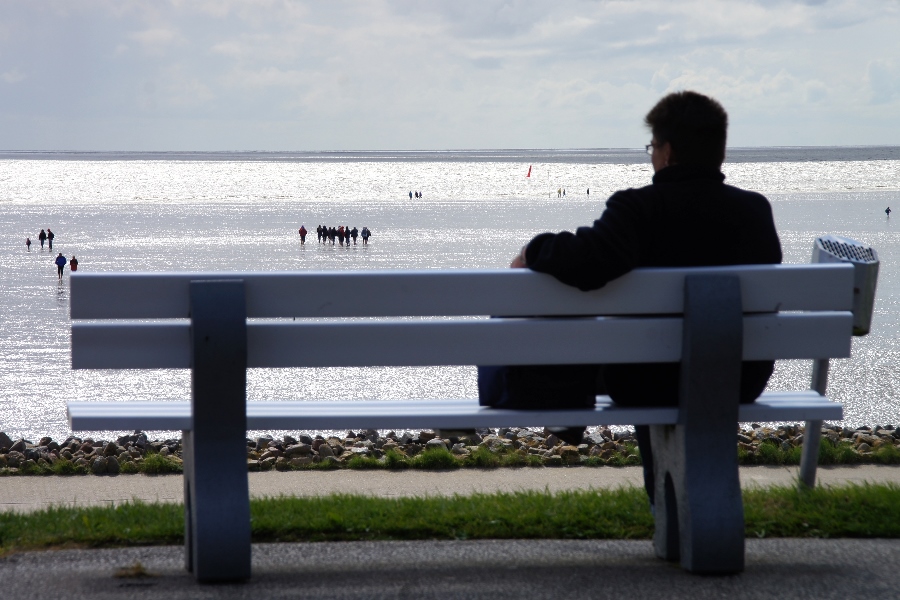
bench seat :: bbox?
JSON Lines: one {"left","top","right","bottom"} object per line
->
{"left": 68, "top": 390, "right": 840, "bottom": 432}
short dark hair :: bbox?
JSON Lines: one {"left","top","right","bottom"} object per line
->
{"left": 644, "top": 91, "right": 728, "bottom": 168}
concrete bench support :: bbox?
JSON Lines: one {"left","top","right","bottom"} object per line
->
{"left": 183, "top": 280, "right": 251, "bottom": 582}
{"left": 651, "top": 275, "right": 745, "bottom": 574}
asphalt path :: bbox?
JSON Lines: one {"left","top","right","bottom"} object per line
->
{"left": 2, "top": 539, "right": 899, "bottom": 599}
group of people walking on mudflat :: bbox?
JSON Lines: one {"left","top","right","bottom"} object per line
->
{"left": 303, "top": 224, "right": 371, "bottom": 246}
{"left": 27, "top": 228, "right": 55, "bottom": 251}
{"left": 25, "top": 228, "right": 79, "bottom": 279}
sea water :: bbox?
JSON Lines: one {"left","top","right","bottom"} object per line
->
{"left": 1, "top": 147, "right": 899, "bottom": 442}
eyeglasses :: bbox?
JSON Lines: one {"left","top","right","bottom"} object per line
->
{"left": 645, "top": 143, "right": 655, "bottom": 155}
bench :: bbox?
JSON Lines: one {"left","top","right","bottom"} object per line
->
{"left": 67, "top": 263, "right": 853, "bottom": 580}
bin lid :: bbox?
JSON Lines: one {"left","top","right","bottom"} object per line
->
{"left": 815, "top": 234, "right": 878, "bottom": 264}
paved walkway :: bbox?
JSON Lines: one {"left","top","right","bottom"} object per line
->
{"left": 2, "top": 538, "right": 899, "bottom": 599}
{"left": 2, "top": 464, "right": 899, "bottom": 512}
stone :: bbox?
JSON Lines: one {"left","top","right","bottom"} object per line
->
{"left": 283, "top": 435, "right": 297, "bottom": 445}
{"left": 75, "top": 458, "right": 89, "bottom": 468}
{"left": 159, "top": 446, "right": 170, "bottom": 457}
{"left": 298, "top": 434, "right": 314, "bottom": 445}
{"left": 559, "top": 446, "right": 580, "bottom": 464}
{"left": 858, "top": 443, "right": 872, "bottom": 453}
{"left": 290, "top": 457, "right": 313, "bottom": 467}
{"left": 91, "top": 456, "right": 108, "bottom": 474}
{"left": 418, "top": 430, "right": 437, "bottom": 443}
{"left": 256, "top": 435, "right": 274, "bottom": 449}
{"left": 542, "top": 455, "right": 564, "bottom": 467}
{"left": 6, "top": 452, "right": 22, "bottom": 468}
{"left": 39, "top": 436, "right": 53, "bottom": 446}
{"left": 285, "top": 443, "right": 313, "bottom": 457}
{"left": 0, "top": 431, "right": 13, "bottom": 449}
{"left": 10, "top": 439, "right": 27, "bottom": 453}
{"left": 317, "top": 444, "right": 334, "bottom": 458}
{"left": 106, "top": 456, "right": 121, "bottom": 474}
{"left": 545, "top": 434, "right": 560, "bottom": 447}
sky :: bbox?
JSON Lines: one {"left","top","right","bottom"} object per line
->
{"left": 1, "top": 0, "right": 899, "bottom": 151}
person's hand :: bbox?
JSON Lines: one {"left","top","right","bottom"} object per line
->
{"left": 510, "top": 245, "right": 528, "bottom": 268}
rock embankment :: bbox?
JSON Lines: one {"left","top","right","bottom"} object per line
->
{"left": 1, "top": 423, "right": 899, "bottom": 475}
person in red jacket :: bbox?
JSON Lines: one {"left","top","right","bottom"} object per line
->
{"left": 298, "top": 225, "right": 308, "bottom": 245}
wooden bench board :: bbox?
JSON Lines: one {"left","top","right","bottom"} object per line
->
{"left": 71, "top": 312, "right": 853, "bottom": 369}
{"left": 69, "top": 264, "right": 854, "bottom": 319}
{"left": 68, "top": 391, "right": 841, "bottom": 432}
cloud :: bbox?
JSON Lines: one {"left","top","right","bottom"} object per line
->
{"left": 867, "top": 59, "right": 900, "bottom": 104}
{"left": 129, "top": 27, "right": 184, "bottom": 55}
{"left": 0, "top": 0, "right": 898, "bottom": 149}
{"left": 2, "top": 68, "right": 24, "bottom": 83}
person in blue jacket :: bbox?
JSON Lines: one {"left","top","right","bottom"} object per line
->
{"left": 54, "top": 253, "right": 67, "bottom": 279}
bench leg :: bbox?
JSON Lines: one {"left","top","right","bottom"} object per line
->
{"left": 799, "top": 419, "right": 824, "bottom": 488}
{"left": 185, "top": 280, "right": 251, "bottom": 582}
{"left": 649, "top": 275, "right": 745, "bottom": 574}
{"left": 650, "top": 423, "right": 745, "bottom": 573}
{"left": 799, "top": 359, "right": 830, "bottom": 489}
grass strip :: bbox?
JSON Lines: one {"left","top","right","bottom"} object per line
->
{"left": 2, "top": 484, "right": 899, "bottom": 556}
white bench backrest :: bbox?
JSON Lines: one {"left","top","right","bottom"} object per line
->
{"left": 72, "top": 264, "right": 852, "bottom": 318}
{"left": 70, "top": 264, "right": 855, "bottom": 370}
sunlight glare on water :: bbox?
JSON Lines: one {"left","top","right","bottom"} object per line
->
{"left": 1, "top": 148, "right": 899, "bottom": 441}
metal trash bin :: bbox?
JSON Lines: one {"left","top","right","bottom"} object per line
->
{"left": 812, "top": 234, "right": 879, "bottom": 336}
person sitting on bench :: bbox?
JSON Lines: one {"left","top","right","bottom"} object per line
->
{"left": 479, "top": 90, "right": 783, "bottom": 503}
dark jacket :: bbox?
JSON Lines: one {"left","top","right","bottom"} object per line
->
{"left": 524, "top": 163, "right": 783, "bottom": 407}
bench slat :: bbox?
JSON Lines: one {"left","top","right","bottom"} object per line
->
{"left": 70, "top": 264, "right": 854, "bottom": 320}
{"left": 72, "top": 312, "right": 853, "bottom": 369}
{"left": 67, "top": 391, "right": 841, "bottom": 432}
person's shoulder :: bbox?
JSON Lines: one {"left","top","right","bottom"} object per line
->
{"left": 721, "top": 183, "right": 771, "bottom": 205}
{"left": 606, "top": 183, "right": 659, "bottom": 206}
